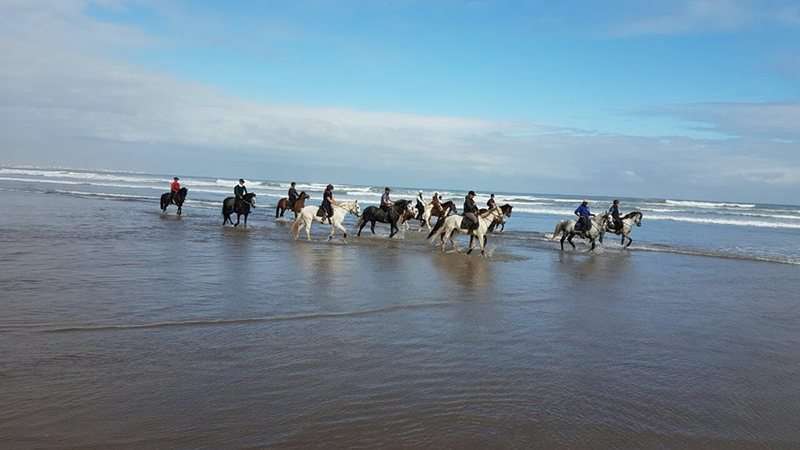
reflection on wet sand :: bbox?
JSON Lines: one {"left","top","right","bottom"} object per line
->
{"left": 431, "top": 253, "right": 494, "bottom": 292}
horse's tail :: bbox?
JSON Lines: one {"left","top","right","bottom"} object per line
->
{"left": 427, "top": 216, "right": 446, "bottom": 240}
{"left": 552, "top": 221, "right": 567, "bottom": 240}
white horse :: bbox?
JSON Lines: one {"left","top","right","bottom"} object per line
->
{"left": 601, "top": 211, "right": 643, "bottom": 248}
{"left": 428, "top": 207, "right": 506, "bottom": 256}
{"left": 291, "top": 200, "right": 361, "bottom": 242}
{"left": 551, "top": 213, "right": 609, "bottom": 251}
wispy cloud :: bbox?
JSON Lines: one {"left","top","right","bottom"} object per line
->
{"left": 610, "top": 0, "right": 800, "bottom": 37}
{"left": 1, "top": 0, "right": 799, "bottom": 203}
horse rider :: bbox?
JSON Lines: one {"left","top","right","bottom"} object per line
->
{"left": 608, "top": 199, "right": 622, "bottom": 233}
{"left": 463, "top": 191, "right": 479, "bottom": 231}
{"left": 416, "top": 191, "right": 426, "bottom": 220}
{"left": 574, "top": 200, "right": 594, "bottom": 232}
{"left": 487, "top": 193, "right": 497, "bottom": 209}
{"left": 288, "top": 182, "right": 299, "bottom": 210}
{"left": 320, "top": 184, "right": 335, "bottom": 224}
{"left": 381, "top": 187, "right": 393, "bottom": 215}
{"left": 234, "top": 179, "right": 248, "bottom": 210}
{"left": 169, "top": 177, "right": 181, "bottom": 203}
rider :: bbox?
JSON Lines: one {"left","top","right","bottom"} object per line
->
{"left": 288, "top": 182, "right": 299, "bottom": 210}
{"left": 320, "top": 184, "right": 335, "bottom": 223}
{"left": 416, "top": 191, "right": 425, "bottom": 220}
{"left": 608, "top": 199, "right": 622, "bottom": 233}
{"left": 234, "top": 179, "right": 248, "bottom": 210}
{"left": 487, "top": 193, "right": 497, "bottom": 209}
{"left": 463, "top": 190, "right": 479, "bottom": 230}
{"left": 380, "top": 187, "right": 393, "bottom": 215}
{"left": 169, "top": 177, "right": 181, "bottom": 203}
{"left": 574, "top": 200, "right": 594, "bottom": 232}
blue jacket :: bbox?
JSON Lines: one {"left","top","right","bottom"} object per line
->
{"left": 575, "top": 204, "right": 591, "bottom": 217}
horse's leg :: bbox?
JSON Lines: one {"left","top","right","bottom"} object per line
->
{"left": 467, "top": 235, "right": 474, "bottom": 255}
{"left": 389, "top": 221, "right": 397, "bottom": 238}
{"left": 335, "top": 221, "right": 348, "bottom": 241}
{"left": 567, "top": 233, "right": 576, "bottom": 249}
{"left": 306, "top": 219, "right": 312, "bottom": 241}
{"left": 449, "top": 229, "right": 459, "bottom": 252}
{"left": 625, "top": 235, "right": 633, "bottom": 249}
{"left": 234, "top": 213, "right": 240, "bottom": 227}
{"left": 621, "top": 234, "right": 625, "bottom": 246}
{"left": 590, "top": 238, "right": 596, "bottom": 251}
{"left": 244, "top": 213, "right": 248, "bottom": 227}
{"left": 560, "top": 234, "right": 566, "bottom": 251}
{"left": 480, "top": 232, "right": 488, "bottom": 257}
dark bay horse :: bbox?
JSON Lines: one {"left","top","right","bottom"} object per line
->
{"left": 275, "top": 191, "right": 310, "bottom": 218}
{"left": 222, "top": 192, "right": 257, "bottom": 227}
{"left": 160, "top": 187, "right": 188, "bottom": 215}
{"left": 356, "top": 199, "right": 413, "bottom": 238}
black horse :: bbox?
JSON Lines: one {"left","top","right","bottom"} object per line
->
{"left": 160, "top": 187, "right": 188, "bottom": 215}
{"left": 222, "top": 192, "right": 257, "bottom": 227}
{"left": 356, "top": 199, "right": 412, "bottom": 238}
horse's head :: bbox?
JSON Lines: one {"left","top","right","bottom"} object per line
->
{"left": 348, "top": 200, "right": 361, "bottom": 217}
{"left": 500, "top": 204, "right": 513, "bottom": 217}
{"left": 300, "top": 191, "right": 310, "bottom": 200}
{"left": 245, "top": 192, "right": 257, "bottom": 207}
{"left": 633, "top": 211, "right": 643, "bottom": 226}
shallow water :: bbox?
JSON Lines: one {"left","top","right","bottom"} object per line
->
{"left": 2, "top": 176, "right": 800, "bottom": 448}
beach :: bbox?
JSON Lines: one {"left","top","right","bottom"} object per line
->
{"left": 2, "top": 169, "right": 800, "bottom": 448}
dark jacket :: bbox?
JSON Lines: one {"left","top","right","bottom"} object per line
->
{"left": 609, "top": 204, "right": 620, "bottom": 219}
{"left": 463, "top": 196, "right": 478, "bottom": 215}
{"left": 234, "top": 184, "right": 247, "bottom": 200}
{"left": 288, "top": 187, "right": 299, "bottom": 204}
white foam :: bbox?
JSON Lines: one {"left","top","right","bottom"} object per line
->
{"left": 646, "top": 215, "right": 800, "bottom": 229}
{"left": 665, "top": 199, "right": 756, "bottom": 209}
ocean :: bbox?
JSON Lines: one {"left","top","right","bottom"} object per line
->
{"left": 1, "top": 166, "right": 799, "bottom": 448}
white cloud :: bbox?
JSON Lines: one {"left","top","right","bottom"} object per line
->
{"left": 0, "top": 0, "right": 799, "bottom": 203}
{"left": 611, "top": 0, "right": 800, "bottom": 37}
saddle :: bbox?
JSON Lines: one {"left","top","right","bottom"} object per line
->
{"left": 316, "top": 206, "right": 326, "bottom": 218}
{"left": 460, "top": 216, "right": 476, "bottom": 230}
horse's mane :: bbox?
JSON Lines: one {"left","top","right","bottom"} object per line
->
{"left": 621, "top": 211, "right": 642, "bottom": 220}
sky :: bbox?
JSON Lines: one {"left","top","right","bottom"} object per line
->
{"left": 0, "top": 0, "right": 799, "bottom": 203}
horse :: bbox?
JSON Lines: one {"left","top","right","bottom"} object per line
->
{"left": 601, "top": 211, "right": 643, "bottom": 248}
{"left": 427, "top": 207, "right": 507, "bottom": 256}
{"left": 420, "top": 200, "right": 457, "bottom": 231}
{"left": 291, "top": 200, "right": 361, "bottom": 241}
{"left": 551, "top": 213, "right": 609, "bottom": 251}
{"left": 480, "top": 204, "right": 513, "bottom": 232}
{"left": 222, "top": 193, "right": 257, "bottom": 227}
{"left": 356, "top": 199, "right": 414, "bottom": 238}
{"left": 275, "top": 191, "right": 310, "bottom": 219}
{"left": 160, "top": 187, "right": 188, "bottom": 215}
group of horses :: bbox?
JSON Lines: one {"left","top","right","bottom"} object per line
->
{"left": 160, "top": 187, "right": 643, "bottom": 255}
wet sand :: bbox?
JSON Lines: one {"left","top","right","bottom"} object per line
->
{"left": 2, "top": 190, "right": 800, "bottom": 449}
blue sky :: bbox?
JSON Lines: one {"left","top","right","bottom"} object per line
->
{"left": 1, "top": 0, "right": 799, "bottom": 203}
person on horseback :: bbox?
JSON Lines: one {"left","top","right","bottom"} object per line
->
{"left": 288, "top": 182, "right": 299, "bottom": 210}
{"left": 487, "top": 193, "right": 497, "bottom": 209}
{"left": 608, "top": 199, "right": 622, "bottom": 233}
{"left": 463, "top": 191, "right": 479, "bottom": 231}
{"left": 234, "top": 179, "right": 248, "bottom": 211}
{"left": 320, "top": 184, "right": 335, "bottom": 224}
{"left": 431, "top": 192, "right": 441, "bottom": 208}
{"left": 575, "top": 200, "right": 594, "bottom": 233}
{"left": 169, "top": 177, "right": 181, "bottom": 203}
{"left": 380, "top": 187, "right": 393, "bottom": 214}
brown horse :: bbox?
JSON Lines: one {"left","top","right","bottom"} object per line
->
{"left": 479, "top": 203, "right": 513, "bottom": 233}
{"left": 421, "top": 200, "right": 457, "bottom": 231}
{"left": 275, "top": 191, "right": 310, "bottom": 219}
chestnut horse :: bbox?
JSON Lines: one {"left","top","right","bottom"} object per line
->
{"left": 275, "top": 191, "right": 310, "bottom": 218}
